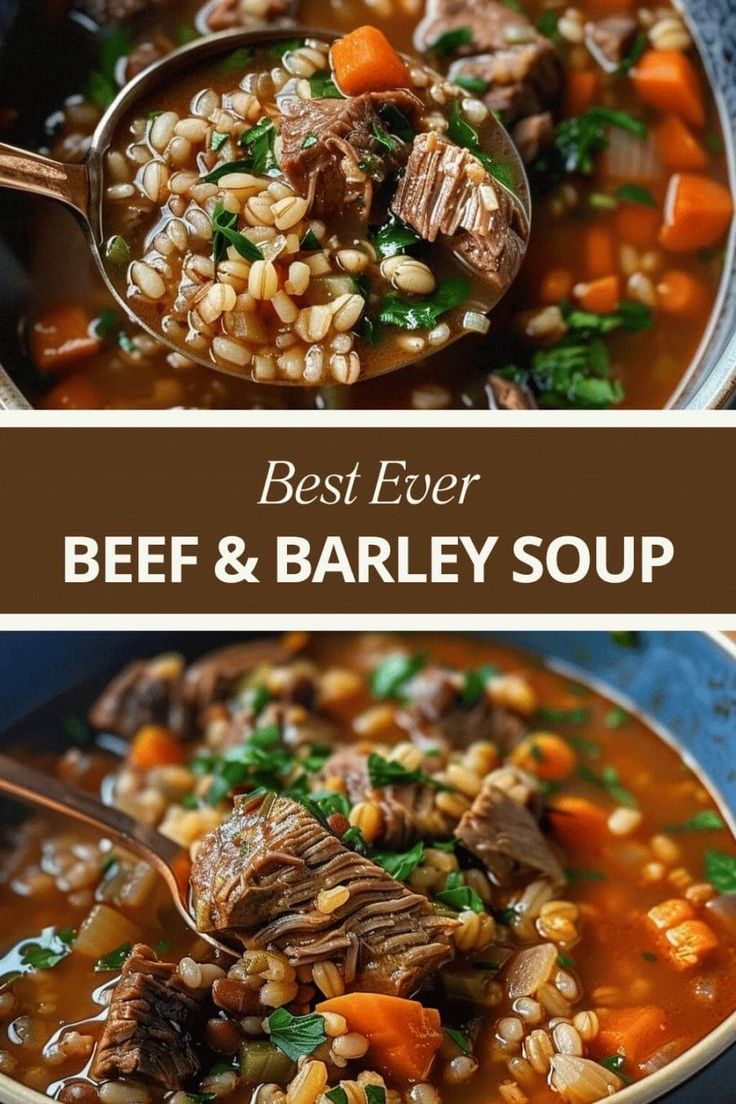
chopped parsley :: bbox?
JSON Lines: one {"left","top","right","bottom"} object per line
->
{"left": 600, "top": 1054, "right": 632, "bottom": 1084}
{"left": 536, "top": 707, "right": 590, "bottom": 726}
{"left": 578, "top": 764, "right": 637, "bottom": 809}
{"left": 199, "top": 722, "right": 303, "bottom": 805}
{"left": 200, "top": 159, "right": 255, "bottom": 184}
{"left": 301, "top": 133, "right": 318, "bottom": 149}
{"left": 269, "top": 38, "right": 306, "bottom": 59}
{"left": 537, "top": 9, "right": 560, "bottom": 41}
{"left": 365, "top": 1088, "right": 386, "bottom": 1104}
{"left": 369, "top": 652, "right": 426, "bottom": 699}
{"left": 429, "top": 26, "right": 473, "bottom": 56}
{"left": 372, "top": 121, "right": 398, "bottom": 153}
{"left": 436, "top": 871, "right": 485, "bottom": 914}
{"left": 557, "top": 953, "right": 575, "bottom": 968}
{"left": 220, "top": 46, "right": 255, "bottom": 72}
{"left": 105, "top": 235, "right": 130, "bottom": 266}
{"left": 605, "top": 707, "right": 629, "bottom": 729}
{"left": 448, "top": 100, "right": 514, "bottom": 188}
{"left": 309, "top": 71, "right": 345, "bottom": 99}
{"left": 371, "top": 840, "right": 425, "bottom": 881}
{"left": 452, "top": 73, "right": 491, "bottom": 95}
{"left": 616, "top": 29, "right": 647, "bottom": 73}
{"left": 239, "top": 117, "right": 278, "bottom": 174}
{"left": 266, "top": 1008, "right": 326, "bottom": 1061}
{"left": 367, "top": 752, "right": 450, "bottom": 792}
{"left": 611, "top": 631, "right": 638, "bottom": 648}
{"left": 615, "top": 183, "right": 656, "bottom": 207}
{"left": 665, "top": 811, "right": 725, "bottom": 834}
{"left": 379, "top": 276, "right": 470, "bottom": 331}
{"left": 341, "top": 826, "right": 368, "bottom": 853}
{"left": 210, "top": 131, "right": 229, "bottom": 152}
{"left": 445, "top": 1027, "right": 472, "bottom": 1054}
{"left": 704, "top": 850, "right": 736, "bottom": 893}
{"left": 95, "top": 942, "right": 133, "bottom": 972}
{"left": 93, "top": 309, "right": 120, "bottom": 341}
{"left": 556, "top": 108, "right": 646, "bottom": 174}
{"left": 326, "top": 1090, "right": 348, "bottom": 1104}
{"left": 379, "top": 103, "right": 416, "bottom": 144}
{"left": 86, "top": 26, "right": 131, "bottom": 109}
{"left": 374, "top": 213, "right": 422, "bottom": 259}
{"left": 21, "top": 928, "right": 75, "bottom": 972}
{"left": 211, "top": 202, "right": 263, "bottom": 264}
{"left": 300, "top": 229, "right": 323, "bottom": 252}
{"left": 566, "top": 734, "right": 601, "bottom": 758}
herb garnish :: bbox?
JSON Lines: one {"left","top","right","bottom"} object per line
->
{"left": 367, "top": 752, "right": 450, "bottom": 792}
{"left": 445, "top": 1027, "right": 472, "bottom": 1054}
{"left": 536, "top": 707, "right": 590, "bottom": 726}
{"left": 105, "top": 235, "right": 130, "bottom": 266}
{"left": 372, "top": 121, "right": 398, "bottom": 153}
{"left": 211, "top": 202, "right": 263, "bottom": 264}
{"left": 341, "top": 826, "right": 368, "bottom": 853}
{"left": 375, "top": 214, "right": 422, "bottom": 259}
{"left": 326, "top": 1090, "right": 348, "bottom": 1104}
{"left": 301, "top": 133, "right": 318, "bottom": 150}
{"left": 95, "top": 942, "right": 133, "bottom": 972}
{"left": 379, "top": 276, "right": 470, "bottom": 331}
{"left": 611, "top": 631, "right": 638, "bottom": 648}
{"left": 200, "top": 159, "right": 254, "bottom": 184}
{"left": 429, "top": 27, "right": 473, "bottom": 56}
{"left": 616, "top": 29, "right": 647, "bottom": 73}
{"left": 86, "top": 27, "right": 132, "bottom": 109}
{"left": 436, "top": 872, "right": 485, "bottom": 914}
{"left": 266, "top": 1008, "right": 326, "bottom": 1061}
{"left": 615, "top": 183, "right": 656, "bottom": 207}
{"left": 600, "top": 1054, "right": 632, "bottom": 1084}
{"left": 448, "top": 100, "right": 514, "bottom": 188}
{"left": 309, "top": 71, "right": 345, "bottom": 99}
{"left": 371, "top": 840, "right": 425, "bottom": 881}
{"left": 220, "top": 46, "right": 255, "bottom": 72}
{"left": 370, "top": 652, "right": 426, "bottom": 699}
{"left": 269, "top": 38, "right": 306, "bottom": 59}
{"left": 365, "top": 1088, "right": 386, "bottom": 1104}
{"left": 379, "top": 103, "right": 416, "bottom": 144}
{"left": 556, "top": 108, "right": 646, "bottom": 174}
{"left": 665, "top": 811, "right": 725, "bottom": 834}
{"left": 453, "top": 74, "right": 490, "bottom": 95}
{"left": 300, "top": 229, "right": 323, "bottom": 252}
{"left": 605, "top": 707, "right": 629, "bottom": 729}
{"left": 578, "top": 764, "right": 637, "bottom": 809}
{"left": 21, "top": 927, "right": 75, "bottom": 972}
{"left": 704, "top": 850, "right": 736, "bottom": 892}
{"left": 210, "top": 131, "right": 229, "bottom": 152}
{"left": 239, "top": 117, "right": 278, "bottom": 174}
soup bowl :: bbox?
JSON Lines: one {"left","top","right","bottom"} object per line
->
{"left": 0, "top": 629, "right": 734, "bottom": 1103}
{"left": 0, "top": 0, "right": 734, "bottom": 409}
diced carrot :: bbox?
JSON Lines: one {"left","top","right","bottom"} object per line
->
{"left": 584, "top": 225, "right": 616, "bottom": 278}
{"left": 654, "top": 113, "right": 708, "bottom": 171}
{"left": 129, "top": 724, "right": 184, "bottom": 770}
{"left": 574, "top": 274, "right": 621, "bottom": 314}
{"left": 317, "top": 994, "right": 443, "bottom": 1082}
{"left": 30, "top": 304, "right": 100, "bottom": 373}
{"left": 614, "top": 203, "right": 661, "bottom": 247}
{"left": 595, "top": 1006, "right": 667, "bottom": 1067}
{"left": 171, "top": 850, "right": 192, "bottom": 897}
{"left": 511, "top": 733, "right": 577, "bottom": 782}
{"left": 540, "top": 268, "right": 574, "bottom": 304}
{"left": 647, "top": 898, "right": 695, "bottom": 932}
{"left": 631, "top": 50, "right": 706, "bottom": 128}
{"left": 659, "top": 172, "right": 733, "bottom": 252}
{"left": 563, "top": 68, "right": 600, "bottom": 118}
{"left": 41, "top": 374, "right": 104, "bottom": 410}
{"left": 331, "top": 26, "right": 410, "bottom": 96}
{"left": 656, "top": 269, "right": 710, "bottom": 317}
{"left": 548, "top": 795, "right": 610, "bottom": 850}
{"left": 664, "top": 919, "right": 719, "bottom": 970}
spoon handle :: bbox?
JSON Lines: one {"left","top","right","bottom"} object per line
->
{"left": 0, "top": 144, "right": 89, "bottom": 222}
{"left": 0, "top": 751, "right": 180, "bottom": 886}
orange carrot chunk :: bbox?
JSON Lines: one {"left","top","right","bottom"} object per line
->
{"left": 317, "top": 994, "right": 443, "bottom": 1082}
{"left": 41, "top": 374, "right": 104, "bottom": 410}
{"left": 647, "top": 898, "right": 695, "bottom": 932}
{"left": 540, "top": 268, "right": 574, "bottom": 304}
{"left": 632, "top": 50, "right": 705, "bottom": 128}
{"left": 584, "top": 225, "right": 616, "bottom": 278}
{"left": 664, "top": 920, "right": 719, "bottom": 970}
{"left": 595, "top": 1006, "right": 667, "bottom": 1067}
{"left": 563, "top": 68, "right": 600, "bottom": 118}
{"left": 548, "top": 796, "right": 610, "bottom": 850}
{"left": 30, "top": 304, "right": 100, "bottom": 372}
{"left": 657, "top": 269, "right": 709, "bottom": 317}
{"left": 129, "top": 724, "right": 184, "bottom": 769}
{"left": 654, "top": 113, "right": 708, "bottom": 171}
{"left": 574, "top": 274, "right": 621, "bottom": 314}
{"left": 511, "top": 733, "right": 577, "bottom": 782}
{"left": 614, "top": 203, "right": 661, "bottom": 248}
{"left": 331, "top": 26, "right": 411, "bottom": 96}
{"left": 659, "top": 172, "right": 733, "bottom": 252}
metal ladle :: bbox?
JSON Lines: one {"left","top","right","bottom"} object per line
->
{"left": 0, "top": 752, "right": 238, "bottom": 959}
{"left": 0, "top": 26, "right": 530, "bottom": 386}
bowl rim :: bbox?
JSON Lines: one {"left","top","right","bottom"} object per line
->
{"left": 0, "top": 630, "right": 734, "bottom": 1104}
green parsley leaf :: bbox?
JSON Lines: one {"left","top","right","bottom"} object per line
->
{"left": 181, "top": 793, "right": 200, "bottom": 810}
{"left": 266, "top": 1008, "right": 326, "bottom": 1062}
{"left": 563, "top": 298, "right": 652, "bottom": 337}
{"left": 666, "top": 811, "right": 725, "bottom": 834}
{"left": 240, "top": 117, "right": 278, "bottom": 174}
{"left": 704, "top": 131, "right": 723, "bottom": 156}
{"left": 615, "top": 183, "right": 656, "bottom": 207}
{"left": 445, "top": 1027, "right": 472, "bottom": 1054}
{"left": 370, "top": 652, "right": 426, "bottom": 699}
{"left": 375, "top": 213, "right": 422, "bottom": 259}
{"left": 557, "top": 953, "right": 575, "bottom": 968}
{"left": 372, "top": 121, "right": 397, "bottom": 152}
{"left": 367, "top": 752, "right": 449, "bottom": 792}
{"left": 309, "top": 71, "right": 345, "bottom": 99}
{"left": 578, "top": 764, "right": 637, "bottom": 809}
{"left": 600, "top": 1054, "right": 632, "bottom": 1083}
{"left": 95, "top": 942, "right": 133, "bottom": 972}
{"left": 326, "top": 1090, "right": 348, "bottom": 1104}
{"left": 371, "top": 840, "right": 425, "bottom": 881}
{"left": 301, "top": 133, "right": 318, "bottom": 150}
{"left": 566, "top": 734, "right": 601, "bottom": 758}
{"left": 93, "top": 308, "right": 120, "bottom": 340}
{"left": 605, "top": 707, "right": 629, "bottom": 729}
{"left": 365, "top": 1088, "right": 386, "bottom": 1104}
{"left": 436, "top": 871, "right": 485, "bottom": 914}
{"left": 155, "top": 938, "right": 172, "bottom": 955}
{"left": 537, "top": 10, "right": 560, "bottom": 40}
{"left": 21, "top": 928, "right": 75, "bottom": 972}
{"left": 185, "top": 1093, "right": 217, "bottom": 1104}
{"left": 430, "top": 26, "right": 473, "bottom": 55}
{"left": 447, "top": 100, "right": 514, "bottom": 188}
{"left": 527, "top": 337, "right": 624, "bottom": 409}
{"left": 105, "top": 235, "right": 130, "bottom": 266}
{"left": 86, "top": 27, "right": 132, "bottom": 109}
{"left": 300, "top": 229, "right": 323, "bottom": 252}
{"left": 220, "top": 46, "right": 255, "bottom": 73}
{"left": 704, "top": 850, "right": 736, "bottom": 893}
{"left": 452, "top": 74, "right": 490, "bottom": 95}
{"left": 269, "top": 38, "right": 306, "bottom": 58}
{"left": 210, "top": 131, "right": 229, "bottom": 152}
{"left": 200, "top": 159, "right": 255, "bottom": 184}
{"left": 379, "top": 103, "right": 416, "bottom": 144}
{"left": 341, "top": 826, "right": 368, "bottom": 853}
{"left": 461, "top": 665, "right": 498, "bottom": 707}
{"left": 537, "top": 707, "right": 590, "bottom": 726}
{"left": 379, "top": 275, "right": 470, "bottom": 331}
{"left": 554, "top": 108, "right": 646, "bottom": 175}
{"left": 211, "top": 202, "right": 263, "bottom": 264}
{"left": 432, "top": 839, "right": 457, "bottom": 852}
{"left": 616, "top": 29, "right": 647, "bottom": 73}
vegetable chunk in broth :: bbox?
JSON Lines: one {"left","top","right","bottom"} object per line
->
{"left": 1, "top": 0, "right": 732, "bottom": 408}
{"left": 0, "top": 634, "right": 735, "bottom": 1104}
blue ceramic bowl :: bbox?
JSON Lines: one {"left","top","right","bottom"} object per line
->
{"left": 0, "top": 630, "right": 734, "bottom": 1103}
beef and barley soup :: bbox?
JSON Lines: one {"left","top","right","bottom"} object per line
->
{"left": 1, "top": 634, "right": 735, "bottom": 1104}
{"left": 0, "top": 0, "right": 733, "bottom": 407}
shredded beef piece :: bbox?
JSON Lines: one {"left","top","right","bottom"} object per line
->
{"left": 75, "top": 0, "right": 161, "bottom": 22}
{"left": 176, "top": 639, "right": 297, "bottom": 728}
{"left": 91, "top": 944, "right": 203, "bottom": 1090}
{"left": 89, "top": 654, "right": 183, "bottom": 740}
{"left": 204, "top": 0, "right": 296, "bottom": 30}
{"left": 279, "top": 90, "right": 424, "bottom": 220}
{"left": 390, "top": 131, "right": 527, "bottom": 291}
{"left": 416, "top": 0, "right": 561, "bottom": 125}
{"left": 511, "top": 112, "right": 554, "bottom": 166}
{"left": 585, "top": 15, "right": 638, "bottom": 69}
{"left": 191, "top": 793, "right": 455, "bottom": 996}
{"left": 486, "top": 371, "right": 539, "bottom": 409}
{"left": 455, "top": 783, "right": 564, "bottom": 886}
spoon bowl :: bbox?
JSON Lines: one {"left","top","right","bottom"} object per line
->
{"left": 0, "top": 27, "right": 530, "bottom": 386}
{"left": 0, "top": 752, "right": 238, "bottom": 959}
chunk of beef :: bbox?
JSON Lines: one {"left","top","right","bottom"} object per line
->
{"left": 203, "top": 0, "right": 297, "bottom": 31}
{"left": 401, "top": 665, "right": 529, "bottom": 753}
{"left": 89, "top": 653, "right": 183, "bottom": 740}
{"left": 191, "top": 793, "right": 455, "bottom": 996}
{"left": 91, "top": 944, "right": 203, "bottom": 1090}
{"left": 219, "top": 697, "right": 337, "bottom": 754}
{"left": 320, "top": 748, "right": 450, "bottom": 848}
{"left": 486, "top": 371, "right": 538, "bottom": 409}
{"left": 391, "top": 131, "right": 527, "bottom": 292}
{"left": 416, "top": 0, "right": 561, "bottom": 124}
{"left": 279, "top": 91, "right": 424, "bottom": 221}
{"left": 75, "top": 0, "right": 161, "bottom": 22}
{"left": 585, "top": 16, "right": 638, "bottom": 70}
{"left": 455, "top": 783, "right": 564, "bottom": 886}
{"left": 177, "top": 639, "right": 298, "bottom": 725}
{"left": 511, "top": 112, "right": 554, "bottom": 166}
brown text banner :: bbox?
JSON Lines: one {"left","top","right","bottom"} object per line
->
{"left": 0, "top": 427, "right": 731, "bottom": 614}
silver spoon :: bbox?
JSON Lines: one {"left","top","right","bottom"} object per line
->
{"left": 0, "top": 26, "right": 530, "bottom": 386}
{"left": 0, "top": 751, "right": 238, "bottom": 959}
